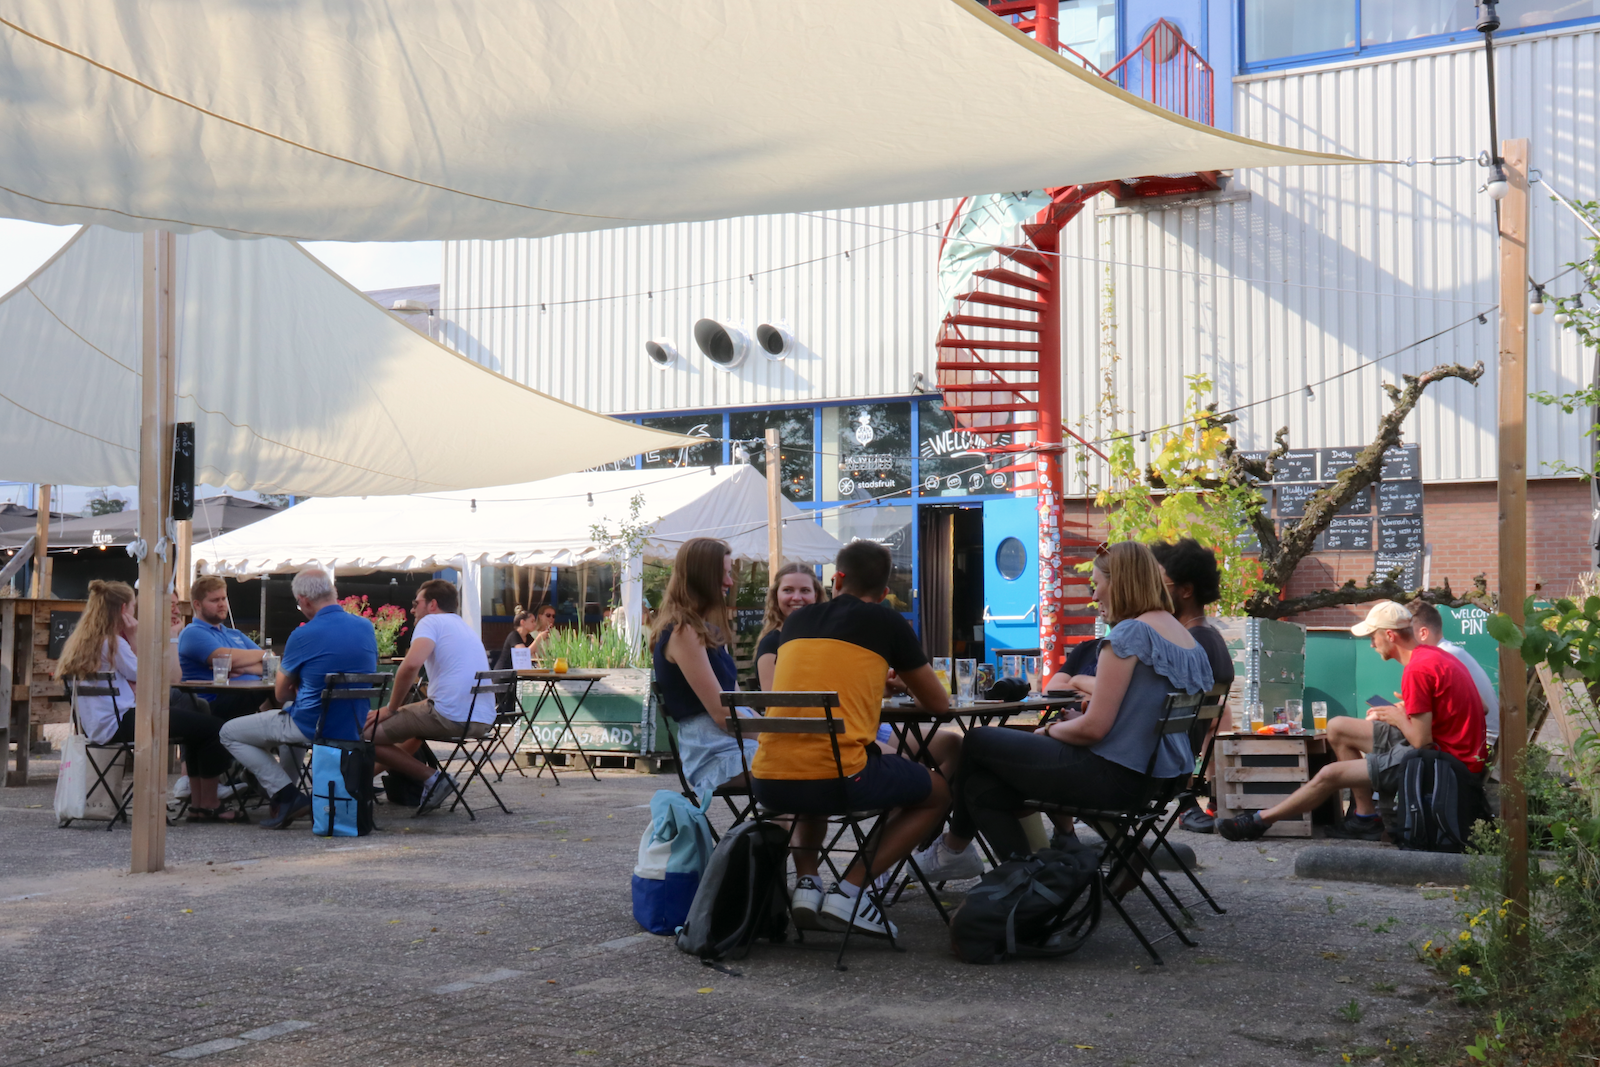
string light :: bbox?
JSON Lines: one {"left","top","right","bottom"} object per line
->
{"left": 1304, "top": 384, "right": 1316, "bottom": 400}
{"left": 1530, "top": 284, "right": 1546, "bottom": 315}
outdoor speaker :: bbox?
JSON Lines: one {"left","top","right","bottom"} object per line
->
{"left": 755, "top": 322, "right": 795, "bottom": 360}
{"left": 645, "top": 338, "right": 679, "bottom": 368}
{"left": 693, "top": 318, "right": 750, "bottom": 369}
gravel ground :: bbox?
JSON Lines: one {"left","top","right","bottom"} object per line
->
{"left": 0, "top": 761, "right": 1473, "bottom": 1067}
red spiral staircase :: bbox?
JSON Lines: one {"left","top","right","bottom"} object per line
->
{"left": 939, "top": 7, "right": 1218, "bottom": 678}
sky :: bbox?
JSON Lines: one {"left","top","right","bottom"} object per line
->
{"left": 0, "top": 219, "right": 442, "bottom": 512}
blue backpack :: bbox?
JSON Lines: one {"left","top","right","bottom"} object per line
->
{"left": 631, "top": 790, "right": 716, "bottom": 934}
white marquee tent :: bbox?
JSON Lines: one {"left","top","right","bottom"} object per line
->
{"left": 0, "top": 226, "right": 689, "bottom": 494}
{"left": 0, "top": 0, "right": 1355, "bottom": 242}
{"left": 194, "top": 466, "right": 844, "bottom": 633}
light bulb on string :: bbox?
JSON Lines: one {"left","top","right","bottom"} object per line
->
{"left": 1304, "top": 385, "right": 1316, "bottom": 400}
{"left": 1485, "top": 162, "right": 1509, "bottom": 201}
{"left": 587, "top": 492, "right": 594, "bottom": 507}
{"left": 1530, "top": 285, "right": 1546, "bottom": 315}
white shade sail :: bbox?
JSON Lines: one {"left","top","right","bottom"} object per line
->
{"left": 0, "top": 226, "right": 690, "bottom": 495}
{"left": 195, "top": 466, "right": 843, "bottom": 578}
{"left": 0, "top": 1, "right": 1357, "bottom": 242}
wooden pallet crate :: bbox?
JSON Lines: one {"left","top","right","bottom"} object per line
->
{"left": 1214, "top": 733, "right": 1329, "bottom": 838}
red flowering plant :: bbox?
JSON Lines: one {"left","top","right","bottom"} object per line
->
{"left": 339, "top": 595, "right": 409, "bottom": 658}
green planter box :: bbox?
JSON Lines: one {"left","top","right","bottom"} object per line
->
{"left": 517, "top": 668, "right": 673, "bottom": 757}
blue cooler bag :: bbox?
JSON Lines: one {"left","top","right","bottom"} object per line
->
{"left": 632, "top": 789, "right": 715, "bottom": 934}
{"left": 311, "top": 739, "right": 375, "bottom": 837}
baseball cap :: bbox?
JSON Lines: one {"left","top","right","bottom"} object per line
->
{"left": 1351, "top": 600, "right": 1413, "bottom": 637}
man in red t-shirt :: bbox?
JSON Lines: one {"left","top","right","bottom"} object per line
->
{"left": 1220, "top": 600, "right": 1487, "bottom": 842}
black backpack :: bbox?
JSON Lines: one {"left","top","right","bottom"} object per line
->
{"left": 1397, "top": 748, "right": 1492, "bottom": 853}
{"left": 675, "top": 820, "right": 791, "bottom": 961}
{"left": 948, "top": 841, "right": 1102, "bottom": 964}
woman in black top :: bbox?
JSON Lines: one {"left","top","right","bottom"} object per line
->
{"left": 495, "top": 610, "right": 537, "bottom": 670}
{"left": 1149, "top": 537, "right": 1236, "bottom": 833}
{"left": 754, "top": 562, "right": 824, "bottom": 690}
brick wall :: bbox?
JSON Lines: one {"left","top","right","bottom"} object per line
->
{"left": 1059, "top": 478, "right": 1593, "bottom": 628}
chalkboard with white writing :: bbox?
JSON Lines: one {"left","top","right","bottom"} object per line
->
{"left": 1274, "top": 450, "right": 1319, "bottom": 482}
{"left": 1381, "top": 444, "right": 1420, "bottom": 480}
{"left": 1317, "top": 516, "right": 1374, "bottom": 552}
{"left": 1378, "top": 514, "right": 1425, "bottom": 553}
{"left": 1374, "top": 550, "right": 1423, "bottom": 589}
{"left": 1377, "top": 480, "right": 1424, "bottom": 515}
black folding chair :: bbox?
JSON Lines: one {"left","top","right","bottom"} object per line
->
{"left": 1019, "top": 690, "right": 1204, "bottom": 965}
{"left": 655, "top": 682, "right": 753, "bottom": 841}
{"left": 428, "top": 670, "right": 518, "bottom": 820}
{"left": 62, "top": 673, "right": 133, "bottom": 831}
{"left": 724, "top": 691, "right": 945, "bottom": 971}
{"left": 1144, "top": 681, "right": 1232, "bottom": 917}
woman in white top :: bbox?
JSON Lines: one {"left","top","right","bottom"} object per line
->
{"left": 57, "top": 580, "right": 238, "bottom": 822}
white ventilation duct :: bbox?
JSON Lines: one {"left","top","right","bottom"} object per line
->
{"left": 693, "top": 319, "right": 751, "bottom": 369}
{"left": 645, "top": 338, "right": 679, "bottom": 368}
{"left": 755, "top": 322, "right": 795, "bottom": 360}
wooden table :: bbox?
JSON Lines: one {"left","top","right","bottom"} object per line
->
{"left": 513, "top": 669, "right": 609, "bottom": 782}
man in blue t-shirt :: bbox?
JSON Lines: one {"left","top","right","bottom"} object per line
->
{"left": 180, "top": 575, "right": 269, "bottom": 720}
{"left": 219, "top": 567, "right": 377, "bottom": 829}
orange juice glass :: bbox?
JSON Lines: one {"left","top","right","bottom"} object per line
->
{"left": 553, "top": 657, "right": 569, "bottom": 674}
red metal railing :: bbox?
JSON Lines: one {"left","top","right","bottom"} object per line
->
{"left": 1104, "top": 18, "right": 1214, "bottom": 126}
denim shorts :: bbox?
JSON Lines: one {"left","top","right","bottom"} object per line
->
{"left": 751, "top": 746, "right": 932, "bottom": 814}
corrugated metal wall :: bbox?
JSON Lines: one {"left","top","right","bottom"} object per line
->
{"left": 441, "top": 25, "right": 1598, "bottom": 489}
{"left": 441, "top": 201, "right": 957, "bottom": 414}
{"left": 1060, "top": 24, "right": 1599, "bottom": 491}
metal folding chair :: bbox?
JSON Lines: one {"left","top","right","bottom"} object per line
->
{"left": 61, "top": 673, "right": 133, "bottom": 831}
{"left": 1144, "top": 681, "right": 1232, "bottom": 917}
{"left": 292, "top": 672, "right": 393, "bottom": 796}
{"left": 429, "top": 669, "right": 518, "bottom": 819}
{"left": 723, "top": 690, "right": 944, "bottom": 971}
{"left": 1020, "top": 690, "right": 1204, "bottom": 965}
{"left": 655, "top": 682, "right": 753, "bottom": 841}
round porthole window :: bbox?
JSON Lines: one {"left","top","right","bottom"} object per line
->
{"left": 995, "top": 537, "right": 1027, "bottom": 581}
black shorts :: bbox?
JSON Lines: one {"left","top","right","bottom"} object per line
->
{"left": 752, "top": 746, "right": 932, "bottom": 814}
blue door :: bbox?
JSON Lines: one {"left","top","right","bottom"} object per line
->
{"left": 982, "top": 496, "right": 1040, "bottom": 665}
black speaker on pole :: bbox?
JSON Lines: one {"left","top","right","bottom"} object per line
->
{"left": 171, "top": 421, "right": 195, "bottom": 521}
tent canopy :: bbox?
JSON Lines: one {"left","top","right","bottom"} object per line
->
{"left": 0, "top": 227, "right": 691, "bottom": 495}
{"left": 0, "top": 0, "right": 1356, "bottom": 241}
{"left": 0, "top": 494, "right": 279, "bottom": 550}
{"left": 195, "top": 466, "right": 843, "bottom": 578}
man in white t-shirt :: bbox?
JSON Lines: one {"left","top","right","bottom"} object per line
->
{"left": 368, "top": 579, "right": 492, "bottom": 810}
{"left": 1408, "top": 600, "right": 1501, "bottom": 742}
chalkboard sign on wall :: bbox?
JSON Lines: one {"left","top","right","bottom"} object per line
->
{"left": 1382, "top": 444, "right": 1420, "bottom": 480}
{"left": 1320, "top": 447, "right": 1362, "bottom": 479}
{"left": 1375, "top": 550, "right": 1423, "bottom": 589}
{"left": 1336, "top": 487, "right": 1374, "bottom": 516}
{"left": 1274, "top": 450, "right": 1319, "bottom": 483}
{"left": 1273, "top": 482, "right": 1322, "bottom": 517}
{"left": 1317, "top": 516, "right": 1374, "bottom": 552}
{"left": 1376, "top": 480, "right": 1424, "bottom": 515}
{"left": 1378, "top": 514, "right": 1425, "bottom": 553}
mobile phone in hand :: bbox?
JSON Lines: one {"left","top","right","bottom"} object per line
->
{"left": 1366, "top": 695, "right": 1390, "bottom": 708}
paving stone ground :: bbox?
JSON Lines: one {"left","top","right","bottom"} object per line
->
{"left": 0, "top": 761, "right": 1474, "bottom": 1066}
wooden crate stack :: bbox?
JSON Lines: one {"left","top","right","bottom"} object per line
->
{"left": 1214, "top": 734, "right": 1328, "bottom": 838}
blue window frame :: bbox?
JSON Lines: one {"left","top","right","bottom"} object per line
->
{"left": 1239, "top": 0, "right": 1600, "bottom": 73}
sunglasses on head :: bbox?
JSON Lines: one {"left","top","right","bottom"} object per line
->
{"left": 1095, "top": 542, "right": 1110, "bottom": 558}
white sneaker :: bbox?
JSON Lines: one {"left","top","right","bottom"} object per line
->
{"left": 790, "top": 875, "right": 825, "bottom": 930}
{"left": 817, "top": 884, "right": 898, "bottom": 939}
{"left": 911, "top": 837, "right": 984, "bottom": 882}
{"left": 420, "top": 772, "right": 456, "bottom": 812}
{"left": 172, "top": 775, "right": 191, "bottom": 800}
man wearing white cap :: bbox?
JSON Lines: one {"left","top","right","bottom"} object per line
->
{"left": 1220, "top": 600, "right": 1487, "bottom": 842}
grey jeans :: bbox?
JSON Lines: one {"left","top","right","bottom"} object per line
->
{"left": 220, "top": 709, "right": 310, "bottom": 797}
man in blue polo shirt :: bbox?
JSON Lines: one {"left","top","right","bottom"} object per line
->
{"left": 180, "top": 575, "right": 269, "bottom": 720}
{"left": 220, "top": 567, "right": 377, "bottom": 829}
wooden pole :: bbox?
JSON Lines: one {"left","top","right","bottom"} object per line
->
{"left": 765, "top": 429, "right": 783, "bottom": 572}
{"left": 1496, "top": 138, "right": 1531, "bottom": 949}
{"left": 175, "top": 520, "right": 192, "bottom": 604}
{"left": 130, "top": 231, "right": 176, "bottom": 875}
{"left": 28, "top": 484, "right": 50, "bottom": 598}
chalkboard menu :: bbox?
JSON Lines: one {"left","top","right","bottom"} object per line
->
{"left": 1375, "top": 551, "right": 1423, "bottom": 589}
{"left": 1382, "top": 444, "right": 1421, "bottom": 480}
{"left": 1273, "top": 482, "right": 1322, "bottom": 517}
{"left": 1320, "top": 447, "right": 1362, "bottom": 480}
{"left": 1377, "top": 480, "right": 1424, "bottom": 515}
{"left": 1274, "top": 450, "right": 1319, "bottom": 482}
{"left": 1337, "top": 487, "right": 1374, "bottom": 516}
{"left": 1378, "top": 514, "right": 1425, "bottom": 553}
{"left": 1317, "top": 516, "right": 1374, "bottom": 552}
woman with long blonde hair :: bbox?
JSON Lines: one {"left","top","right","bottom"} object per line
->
{"left": 754, "top": 562, "right": 824, "bottom": 691}
{"left": 58, "top": 580, "right": 238, "bottom": 822}
{"left": 913, "top": 541, "right": 1214, "bottom": 874}
{"left": 651, "top": 538, "right": 756, "bottom": 799}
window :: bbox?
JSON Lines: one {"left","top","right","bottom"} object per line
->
{"left": 995, "top": 537, "right": 1028, "bottom": 581}
{"left": 639, "top": 413, "right": 719, "bottom": 469}
{"left": 822, "top": 505, "right": 914, "bottom": 612}
{"left": 1059, "top": 0, "right": 1118, "bottom": 71}
{"left": 729, "top": 407, "right": 815, "bottom": 502}
{"left": 822, "top": 402, "right": 912, "bottom": 502}
{"left": 917, "top": 399, "right": 1011, "bottom": 497}
{"left": 1243, "top": 0, "right": 1600, "bottom": 68}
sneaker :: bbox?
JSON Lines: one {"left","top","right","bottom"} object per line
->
{"left": 790, "top": 875, "right": 825, "bottom": 930}
{"left": 911, "top": 837, "right": 984, "bottom": 882}
{"left": 817, "top": 884, "right": 899, "bottom": 939}
{"left": 172, "top": 775, "right": 191, "bottom": 800}
{"left": 1179, "top": 807, "right": 1216, "bottom": 834}
{"left": 1329, "top": 813, "right": 1384, "bottom": 841}
{"left": 259, "top": 789, "right": 311, "bottom": 830}
{"left": 1217, "top": 811, "right": 1268, "bottom": 842}
{"left": 420, "top": 772, "right": 456, "bottom": 812}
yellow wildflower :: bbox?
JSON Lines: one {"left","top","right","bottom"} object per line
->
{"left": 1458, "top": 931, "right": 1472, "bottom": 943}
{"left": 1421, "top": 939, "right": 1432, "bottom": 952}
{"left": 1458, "top": 965, "right": 1471, "bottom": 977}
{"left": 1498, "top": 908, "right": 1508, "bottom": 919}
{"left": 1469, "top": 916, "right": 1480, "bottom": 927}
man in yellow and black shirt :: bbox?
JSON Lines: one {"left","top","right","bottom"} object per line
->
{"left": 752, "top": 540, "right": 950, "bottom": 937}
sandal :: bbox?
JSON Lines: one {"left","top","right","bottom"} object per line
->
{"left": 185, "top": 806, "right": 250, "bottom": 824}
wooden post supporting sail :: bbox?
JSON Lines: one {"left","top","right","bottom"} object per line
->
{"left": 1496, "top": 138, "right": 1531, "bottom": 948}
{"left": 28, "top": 484, "right": 50, "bottom": 598}
{"left": 175, "top": 520, "right": 193, "bottom": 603}
{"left": 130, "top": 231, "right": 176, "bottom": 875}
{"left": 765, "top": 429, "right": 783, "bottom": 572}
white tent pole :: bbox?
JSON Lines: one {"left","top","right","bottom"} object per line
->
{"left": 765, "top": 429, "right": 783, "bottom": 572}
{"left": 622, "top": 554, "right": 644, "bottom": 647}
{"left": 131, "top": 230, "right": 176, "bottom": 875}
{"left": 458, "top": 557, "right": 483, "bottom": 638}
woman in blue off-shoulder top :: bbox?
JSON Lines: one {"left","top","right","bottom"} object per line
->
{"left": 915, "top": 541, "right": 1213, "bottom": 870}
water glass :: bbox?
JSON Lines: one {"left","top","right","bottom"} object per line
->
{"left": 931, "top": 657, "right": 952, "bottom": 693}
{"left": 955, "top": 659, "right": 976, "bottom": 705}
{"left": 1312, "top": 701, "right": 1329, "bottom": 732}
{"left": 1248, "top": 702, "right": 1265, "bottom": 730}
{"left": 1023, "top": 656, "right": 1041, "bottom": 696}
{"left": 261, "top": 652, "right": 278, "bottom": 683}
{"left": 1000, "top": 655, "right": 1022, "bottom": 681}
{"left": 212, "top": 653, "right": 231, "bottom": 685}
{"left": 1286, "top": 698, "right": 1304, "bottom": 733}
